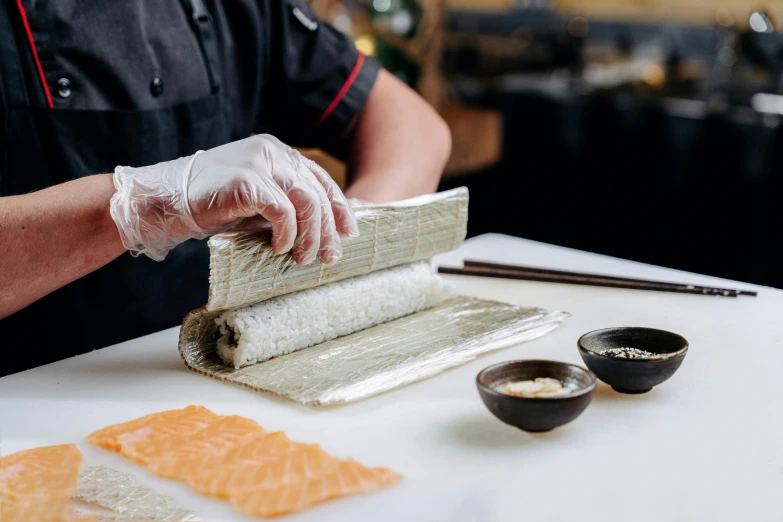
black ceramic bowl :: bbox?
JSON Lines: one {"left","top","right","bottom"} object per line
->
{"left": 578, "top": 327, "right": 688, "bottom": 394}
{"left": 476, "top": 360, "right": 597, "bottom": 432}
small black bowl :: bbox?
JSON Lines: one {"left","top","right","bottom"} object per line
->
{"left": 578, "top": 327, "right": 688, "bottom": 394}
{"left": 476, "top": 360, "right": 597, "bottom": 433}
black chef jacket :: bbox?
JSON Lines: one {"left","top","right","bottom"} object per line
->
{"left": 0, "top": 0, "right": 380, "bottom": 376}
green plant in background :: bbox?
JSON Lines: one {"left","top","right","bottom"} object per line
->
{"left": 367, "top": 0, "right": 423, "bottom": 87}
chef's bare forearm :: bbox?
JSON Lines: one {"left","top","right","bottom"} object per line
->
{"left": 344, "top": 69, "right": 451, "bottom": 203}
{"left": 0, "top": 174, "right": 124, "bottom": 319}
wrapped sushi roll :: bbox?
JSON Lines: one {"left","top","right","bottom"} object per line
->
{"left": 215, "top": 262, "right": 453, "bottom": 368}
{"left": 178, "top": 187, "right": 569, "bottom": 406}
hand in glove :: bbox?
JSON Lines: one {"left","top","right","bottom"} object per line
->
{"left": 110, "top": 135, "right": 358, "bottom": 264}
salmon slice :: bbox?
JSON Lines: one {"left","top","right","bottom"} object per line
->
{"left": 0, "top": 468, "right": 79, "bottom": 500}
{"left": 39, "top": 517, "right": 99, "bottom": 522}
{"left": 193, "top": 444, "right": 340, "bottom": 499}
{"left": 87, "top": 406, "right": 402, "bottom": 517}
{"left": 186, "top": 431, "right": 304, "bottom": 497}
{"left": 86, "top": 405, "right": 217, "bottom": 452}
{"left": 42, "top": 517, "right": 100, "bottom": 522}
{"left": 122, "top": 415, "right": 264, "bottom": 478}
{"left": 175, "top": 430, "right": 285, "bottom": 487}
{"left": 0, "top": 445, "right": 82, "bottom": 500}
{"left": 145, "top": 429, "right": 263, "bottom": 482}
{"left": 0, "top": 444, "right": 81, "bottom": 479}
{"left": 218, "top": 431, "right": 300, "bottom": 464}
{"left": 230, "top": 458, "right": 402, "bottom": 518}
{"left": 0, "top": 445, "right": 82, "bottom": 522}
{"left": 0, "top": 494, "right": 73, "bottom": 522}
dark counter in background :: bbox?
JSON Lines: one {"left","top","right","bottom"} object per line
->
{"left": 440, "top": 87, "right": 783, "bottom": 289}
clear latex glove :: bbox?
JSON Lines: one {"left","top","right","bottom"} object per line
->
{"left": 110, "top": 135, "right": 358, "bottom": 263}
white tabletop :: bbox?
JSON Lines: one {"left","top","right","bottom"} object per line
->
{"left": 1, "top": 233, "right": 781, "bottom": 522}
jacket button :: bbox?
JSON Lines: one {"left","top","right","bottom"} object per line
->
{"left": 150, "top": 77, "right": 164, "bottom": 97}
{"left": 57, "top": 78, "right": 71, "bottom": 98}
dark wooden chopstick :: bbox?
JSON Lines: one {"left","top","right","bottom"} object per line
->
{"left": 463, "top": 260, "right": 758, "bottom": 296}
{"left": 436, "top": 260, "right": 757, "bottom": 297}
{"left": 438, "top": 266, "right": 739, "bottom": 296}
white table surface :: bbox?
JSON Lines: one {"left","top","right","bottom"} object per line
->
{"left": 1, "top": 233, "right": 781, "bottom": 522}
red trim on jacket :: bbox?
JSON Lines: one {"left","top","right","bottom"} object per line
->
{"left": 15, "top": 0, "right": 53, "bottom": 108}
{"left": 316, "top": 53, "right": 365, "bottom": 126}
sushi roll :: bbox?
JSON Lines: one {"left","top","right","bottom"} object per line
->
{"left": 215, "top": 262, "right": 454, "bottom": 368}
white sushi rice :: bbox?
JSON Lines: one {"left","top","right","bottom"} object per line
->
{"left": 215, "top": 262, "right": 454, "bottom": 368}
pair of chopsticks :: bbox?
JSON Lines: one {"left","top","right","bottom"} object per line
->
{"left": 438, "top": 260, "right": 758, "bottom": 298}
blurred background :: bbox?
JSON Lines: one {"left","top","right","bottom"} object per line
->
{"left": 303, "top": 0, "right": 783, "bottom": 289}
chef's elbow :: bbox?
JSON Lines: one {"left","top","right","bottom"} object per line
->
{"left": 435, "top": 112, "right": 452, "bottom": 174}
{"left": 427, "top": 110, "right": 452, "bottom": 191}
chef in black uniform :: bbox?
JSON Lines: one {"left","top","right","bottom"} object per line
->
{"left": 0, "top": 0, "right": 451, "bottom": 376}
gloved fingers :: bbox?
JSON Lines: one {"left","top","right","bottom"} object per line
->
{"left": 289, "top": 152, "right": 343, "bottom": 264}
{"left": 224, "top": 214, "right": 273, "bottom": 233}
{"left": 187, "top": 152, "right": 297, "bottom": 255}
{"left": 301, "top": 157, "right": 359, "bottom": 237}
{"left": 299, "top": 163, "right": 341, "bottom": 265}
{"left": 276, "top": 172, "right": 322, "bottom": 265}
{"left": 316, "top": 188, "right": 342, "bottom": 264}
{"left": 245, "top": 178, "right": 297, "bottom": 255}
{"left": 253, "top": 137, "right": 324, "bottom": 262}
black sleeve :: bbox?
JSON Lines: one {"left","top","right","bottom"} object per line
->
{"left": 255, "top": 0, "right": 380, "bottom": 150}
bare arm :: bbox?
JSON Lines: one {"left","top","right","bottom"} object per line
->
{"left": 1, "top": 135, "right": 358, "bottom": 319}
{"left": 343, "top": 69, "right": 451, "bottom": 203}
{"left": 0, "top": 174, "right": 125, "bottom": 318}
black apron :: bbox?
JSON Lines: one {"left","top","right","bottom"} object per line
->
{"left": 0, "top": 0, "right": 379, "bottom": 377}
{"left": 0, "top": 0, "right": 237, "bottom": 375}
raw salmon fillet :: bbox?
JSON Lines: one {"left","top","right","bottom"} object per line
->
{"left": 230, "top": 458, "right": 402, "bottom": 518}
{"left": 186, "top": 430, "right": 303, "bottom": 497}
{"left": 0, "top": 444, "right": 81, "bottom": 499}
{"left": 193, "top": 444, "right": 340, "bottom": 499}
{"left": 0, "top": 444, "right": 82, "bottom": 522}
{"left": 123, "top": 415, "right": 264, "bottom": 478}
{"left": 86, "top": 405, "right": 217, "bottom": 452}
{"left": 0, "top": 496, "right": 72, "bottom": 522}
{"left": 87, "top": 406, "right": 401, "bottom": 518}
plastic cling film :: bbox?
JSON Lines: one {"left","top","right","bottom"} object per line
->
{"left": 181, "top": 297, "right": 569, "bottom": 406}
{"left": 204, "top": 187, "right": 469, "bottom": 312}
{"left": 73, "top": 465, "right": 199, "bottom": 521}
